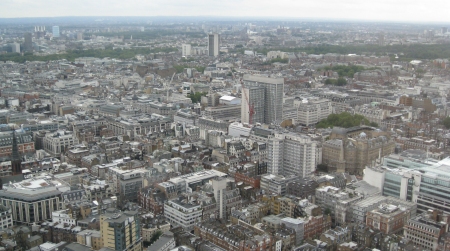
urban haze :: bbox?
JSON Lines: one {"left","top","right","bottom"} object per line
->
{"left": 1, "top": 1, "right": 450, "bottom": 251}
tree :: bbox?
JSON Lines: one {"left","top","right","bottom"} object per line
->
{"left": 324, "top": 77, "right": 347, "bottom": 86}
{"left": 336, "top": 77, "right": 347, "bottom": 86}
{"left": 324, "top": 208, "right": 331, "bottom": 215}
{"left": 316, "top": 112, "right": 371, "bottom": 129}
{"left": 317, "top": 164, "right": 328, "bottom": 173}
{"left": 189, "top": 92, "right": 207, "bottom": 103}
{"left": 443, "top": 117, "right": 450, "bottom": 129}
{"left": 150, "top": 231, "right": 163, "bottom": 245}
{"left": 369, "top": 122, "right": 379, "bottom": 127}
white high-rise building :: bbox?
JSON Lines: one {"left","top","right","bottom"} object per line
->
{"left": 11, "top": 43, "right": 20, "bottom": 53}
{"left": 211, "top": 177, "right": 227, "bottom": 219}
{"left": 52, "top": 26, "right": 60, "bottom": 38}
{"left": 182, "top": 44, "right": 192, "bottom": 57}
{"left": 208, "top": 33, "right": 220, "bottom": 57}
{"left": 267, "top": 133, "right": 317, "bottom": 177}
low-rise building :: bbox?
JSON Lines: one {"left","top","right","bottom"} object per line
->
{"left": 0, "top": 176, "right": 67, "bottom": 224}
{"left": 76, "top": 230, "right": 103, "bottom": 250}
{"left": 142, "top": 222, "right": 171, "bottom": 243}
{"left": 147, "top": 231, "right": 176, "bottom": 251}
{"left": 404, "top": 210, "right": 450, "bottom": 251}
{"left": 0, "top": 205, "right": 13, "bottom": 229}
{"left": 164, "top": 197, "right": 202, "bottom": 231}
{"left": 366, "top": 203, "right": 414, "bottom": 235}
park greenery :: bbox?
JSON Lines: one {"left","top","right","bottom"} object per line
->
{"left": 443, "top": 117, "right": 450, "bottom": 129}
{"left": 264, "top": 57, "right": 289, "bottom": 64}
{"left": 143, "top": 230, "right": 163, "bottom": 247}
{"left": 254, "top": 43, "right": 450, "bottom": 61}
{"left": 324, "top": 77, "right": 348, "bottom": 86}
{"left": 316, "top": 112, "right": 378, "bottom": 129}
{"left": 85, "top": 30, "right": 206, "bottom": 40}
{"left": 0, "top": 47, "right": 178, "bottom": 63}
{"left": 322, "top": 65, "right": 365, "bottom": 78}
{"left": 189, "top": 92, "right": 208, "bottom": 103}
{"left": 173, "top": 65, "right": 206, "bottom": 74}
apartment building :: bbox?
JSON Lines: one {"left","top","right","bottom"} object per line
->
{"left": 100, "top": 208, "right": 142, "bottom": 251}
{"left": 404, "top": 210, "right": 450, "bottom": 251}
{"left": 267, "top": 133, "right": 317, "bottom": 177}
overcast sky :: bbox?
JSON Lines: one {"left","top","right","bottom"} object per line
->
{"left": 1, "top": 0, "right": 450, "bottom": 23}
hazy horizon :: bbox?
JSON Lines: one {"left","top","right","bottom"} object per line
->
{"left": 1, "top": 0, "right": 450, "bottom": 24}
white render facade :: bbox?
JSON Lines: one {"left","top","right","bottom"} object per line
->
{"left": 43, "top": 131, "right": 79, "bottom": 156}
{"left": 267, "top": 133, "right": 317, "bottom": 177}
{"left": 164, "top": 199, "right": 202, "bottom": 231}
{"left": 295, "top": 98, "right": 332, "bottom": 126}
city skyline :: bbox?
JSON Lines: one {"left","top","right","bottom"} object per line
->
{"left": 1, "top": 0, "right": 450, "bottom": 23}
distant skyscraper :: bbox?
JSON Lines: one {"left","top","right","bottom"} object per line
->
{"left": 52, "top": 26, "right": 60, "bottom": 38}
{"left": 241, "top": 74, "right": 284, "bottom": 124}
{"left": 208, "top": 33, "right": 220, "bottom": 57}
{"left": 182, "top": 44, "right": 192, "bottom": 57}
{"left": 23, "top": 32, "right": 33, "bottom": 52}
{"left": 76, "top": 32, "right": 83, "bottom": 41}
{"left": 442, "top": 27, "right": 448, "bottom": 34}
{"left": 10, "top": 43, "right": 20, "bottom": 53}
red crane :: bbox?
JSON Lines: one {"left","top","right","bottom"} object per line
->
{"left": 240, "top": 80, "right": 255, "bottom": 124}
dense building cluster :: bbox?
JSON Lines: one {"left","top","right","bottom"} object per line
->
{"left": 1, "top": 19, "right": 450, "bottom": 251}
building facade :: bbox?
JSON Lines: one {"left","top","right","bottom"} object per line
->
{"left": 208, "top": 34, "right": 220, "bottom": 57}
{"left": 0, "top": 177, "right": 65, "bottom": 224}
{"left": 241, "top": 74, "right": 284, "bottom": 124}
{"left": 267, "top": 133, "right": 317, "bottom": 177}
{"left": 100, "top": 208, "right": 142, "bottom": 251}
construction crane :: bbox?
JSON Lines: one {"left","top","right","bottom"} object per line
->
{"left": 240, "top": 79, "right": 255, "bottom": 125}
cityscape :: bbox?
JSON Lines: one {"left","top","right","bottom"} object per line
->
{"left": 1, "top": 3, "right": 450, "bottom": 251}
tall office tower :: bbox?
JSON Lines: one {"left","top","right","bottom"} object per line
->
{"left": 267, "top": 133, "right": 317, "bottom": 177}
{"left": 211, "top": 177, "right": 227, "bottom": 219}
{"left": 52, "top": 26, "right": 60, "bottom": 38}
{"left": 442, "top": 27, "right": 448, "bottom": 34}
{"left": 208, "top": 33, "right": 220, "bottom": 57}
{"left": 23, "top": 32, "right": 33, "bottom": 52}
{"left": 100, "top": 208, "right": 142, "bottom": 251}
{"left": 182, "top": 43, "right": 192, "bottom": 57}
{"left": 378, "top": 32, "right": 385, "bottom": 46}
{"left": 241, "top": 74, "right": 284, "bottom": 124}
